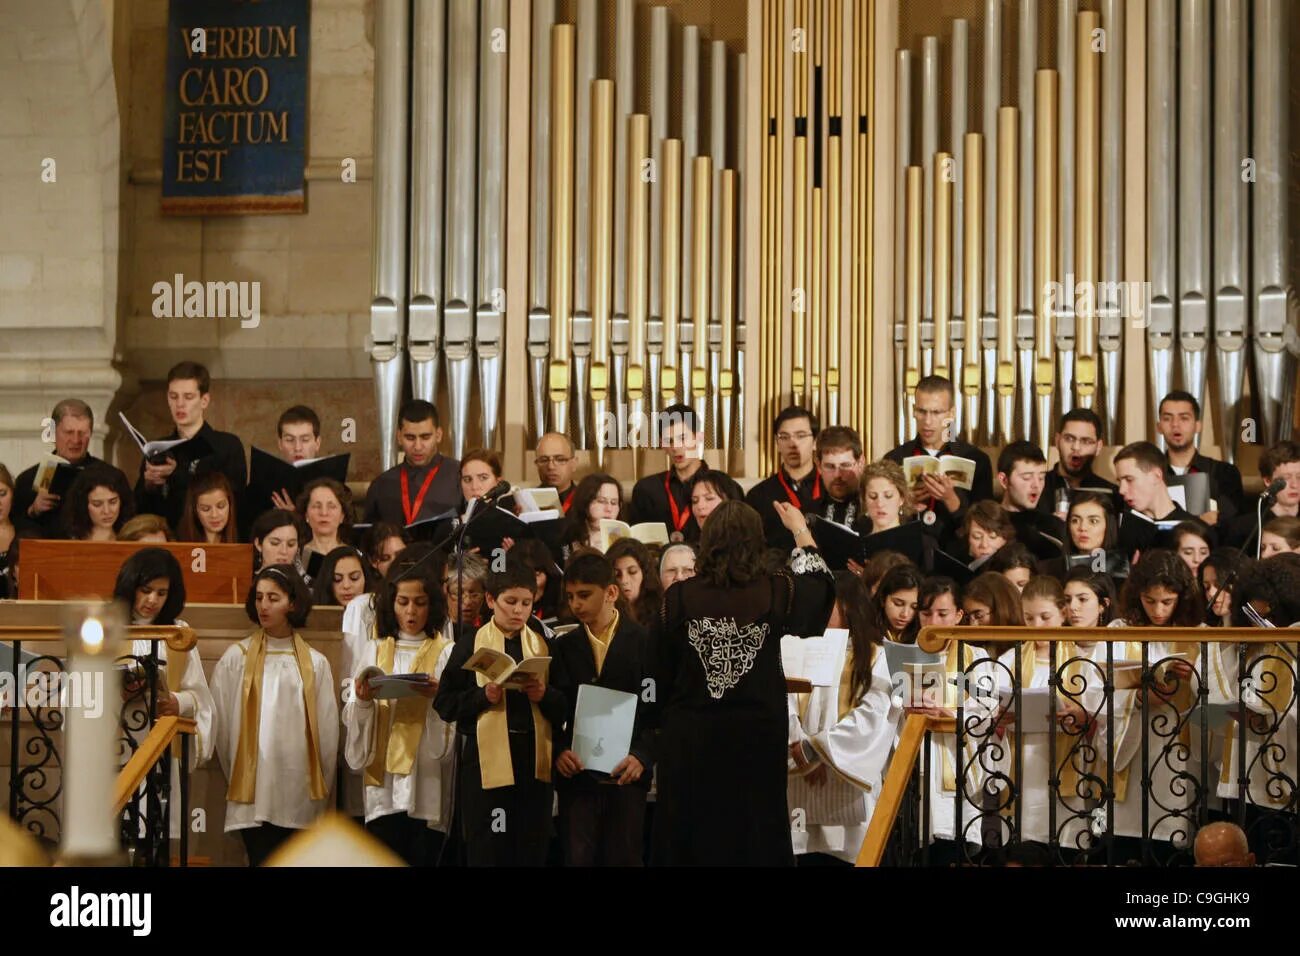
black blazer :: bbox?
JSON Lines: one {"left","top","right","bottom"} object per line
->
{"left": 133, "top": 422, "right": 247, "bottom": 530}
{"left": 549, "top": 613, "right": 655, "bottom": 792}
{"left": 1164, "top": 453, "right": 1245, "bottom": 522}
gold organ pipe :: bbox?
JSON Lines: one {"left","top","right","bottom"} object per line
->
{"left": 720, "top": 170, "right": 737, "bottom": 392}
{"left": 1074, "top": 10, "right": 1100, "bottom": 404}
{"left": 996, "top": 107, "right": 1018, "bottom": 443}
{"left": 590, "top": 79, "right": 614, "bottom": 398}
{"left": 962, "top": 132, "right": 983, "bottom": 421}
{"left": 828, "top": 135, "right": 842, "bottom": 416}
{"left": 548, "top": 25, "right": 575, "bottom": 407}
{"left": 692, "top": 156, "right": 712, "bottom": 400}
{"left": 933, "top": 152, "right": 952, "bottom": 380}
{"left": 1035, "top": 70, "right": 1058, "bottom": 452}
{"left": 905, "top": 166, "right": 923, "bottom": 401}
{"left": 811, "top": 186, "right": 823, "bottom": 415}
{"left": 661, "top": 138, "right": 682, "bottom": 402}
{"left": 627, "top": 113, "right": 650, "bottom": 403}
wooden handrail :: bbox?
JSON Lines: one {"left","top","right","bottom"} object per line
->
{"left": 0, "top": 625, "right": 197, "bottom": 651}
{"left": 916, "top": 625, "right": 1293, "bottom": 651}
{"left": 112, "top": 716, "right": 197, "bottom": 815}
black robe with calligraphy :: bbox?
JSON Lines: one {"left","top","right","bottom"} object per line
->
{"left": 650, "top": 550, "right": 834, "bottom": 866}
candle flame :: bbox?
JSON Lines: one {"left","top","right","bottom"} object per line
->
{"left": 80, "top": 617, "right": 105, "bottom": 653}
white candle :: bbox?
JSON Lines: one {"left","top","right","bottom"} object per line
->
{"left": 61, "top": 609, "right": 121, "bottom": 859}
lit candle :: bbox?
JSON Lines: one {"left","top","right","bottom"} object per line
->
{"left": 60, "top": 605, "right": 122, "bottom": 860}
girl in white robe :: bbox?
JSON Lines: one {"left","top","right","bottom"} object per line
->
{"left": 113, "top": 549, "right": 215, "bottom": 844}
{"left": 788, "top": 571, "right": 903, "bottom": 863}
{"left": 212, "top": 565, "right": 338, "bottom": 866}
{"left": 1096, "top": 550, "right": 1212, "bottom": 862}
{"left": 343, "top": 559, "right": 457, "bottom": 865}
{"left": 993, "top": 577, "right": 1102, "bottom": 853}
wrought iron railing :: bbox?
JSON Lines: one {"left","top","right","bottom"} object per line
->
{"left": 860, "top": 627, "right": 1299, "bottom": 867}
{"left": 2, "top": 625, "right": 197, "bottom": 865}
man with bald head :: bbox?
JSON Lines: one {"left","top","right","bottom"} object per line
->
{"left": 1194, "top": 822, "right": 1254, "bottom": 867}
{"left": 534, "top": 432, "right": 579, "bottom": 514}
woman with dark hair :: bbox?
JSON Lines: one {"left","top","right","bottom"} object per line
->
{"left": 1103, "top": 549, "right": 1206, "bottom": 861}
{"left": 176, "top": 471, "right": 239, "bottom": 544}
{"left": 1170, "top": 519, "right": 1212, "bottom": 576}
{"left": 787, "top": 569, "right": 901, "bottom": 864}
{"left": 1063, "top": 566, "right": 1117, "bottom": 629}
{"left": 1198, "top": 548, "right": 1252, "bottom": 627}
{"left": 986, "top": 542, "right": 1038, "bottom": 592}
{"left": 212, "top": 565, "right": 337, "bottom": 866}
{"left": 311, "top": 545, "right": 378, "bottom": 608}
{"left": 867, "top": 564, "right": 924, "bottom": 643}
{"left": 686, "top": 468, "right": 746, "bottom": 537}
{"left": 560, "top": 473, "right": 623, "bottom": 556}
{"left": 653, "top": 498, "right": 834, "bottom": 865}
{"left": 64, "top": 465, "right": 134, "bottom": 541}
{"left": 251, "top": 508, "right": 306, "bottom": 575}
{"left": 113, "top": 547, "right": 215, "bottom": 838}
{"left": 343, "top": 555, "right": 456, "bottom": 866}
{"left": 606, "top": 537, "right": 663, "bottom": 629}
{"left": 0, "top": 463, "right": 35, "bottom": 599}
{"left": 363, "top": 522, "right": 409, "bottom": 579}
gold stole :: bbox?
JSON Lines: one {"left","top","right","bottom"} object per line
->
{"left": 474, "top": 620, "right": 552, "bottom": 790}
{"left": 1005, "top": 642, "right": 1091, "bottom": 810}
{"left": 586, "top": 609, "right": 620, "bottom": 677}
{"left": 364, "top": 634, "right": 450, "bottom": 787}
{"left": 1219, "top": 642, "right": 1296, "bottom": 804}
{"left": 227, "top": 630, "right": 327, "bottom": 803}
{"left": 939, "top": 641, "right": 976, "bottom": 792}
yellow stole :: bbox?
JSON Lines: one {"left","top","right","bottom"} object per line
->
{"left": 586, "top": 609, "right": 620, "bottom": 677}
{"left": 227, "top": 630, "right": 327, "bottom": 803}
{"left": 1218, "top": 642, "right": 1296, "bottom": 804}
{"left": 474, "top": 620, "right": 552, "bottom": 790}
{"left": 364, "top": 634, "right": 450, "bottom": 787}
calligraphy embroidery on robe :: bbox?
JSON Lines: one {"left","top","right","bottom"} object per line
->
{"left": 687, "top": 617, "right": 769, "bottom": 699}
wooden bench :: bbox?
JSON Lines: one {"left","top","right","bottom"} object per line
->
{"left": 17, "top": 540, "right": 253, "bottom": 603}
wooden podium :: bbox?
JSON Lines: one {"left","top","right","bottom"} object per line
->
{"left": 17, "top": 540, "right": 253, "bottom": 603}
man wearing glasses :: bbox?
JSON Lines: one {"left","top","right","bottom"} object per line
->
{"left": 884, "top": 375, "right": 994, "bottom": 522}
{"left": 1035, "top": 407, "right": 1121, "bottom": 520}
{"left": 745, "top": 406, "right": 821, "bottom": 550}
{"left": 533, "top": 432, "right": 580, "bottom": 514}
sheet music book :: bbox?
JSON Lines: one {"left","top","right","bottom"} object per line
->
{"left": 1166, "top": 472, "right": 1211, "bottom": 516}
{"left": 248, "top": 447, "right": 351, "bottom": 509}
{"left": 781, "top": 629, "right": 847, "bottom": 688}
{"left": 356, "top": 666, "right": 433, "bottom": 700}
{"left": 882, "top": 639, "right": 946, "bottom": 708}
{"left": 572, "top": 684, "right": 638, "bottom": 775}
{"left": 119, "top": 411, "right": 207, "bottom": 464}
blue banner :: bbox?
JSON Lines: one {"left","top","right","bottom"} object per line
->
{"left": 162, "top": 0, "right": 310, "bottom": 215}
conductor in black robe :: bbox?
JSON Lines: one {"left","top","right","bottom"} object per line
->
{"left": 651, "top": 499, "right": 834, "bottom": 866}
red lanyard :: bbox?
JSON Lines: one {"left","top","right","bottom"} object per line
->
{"left": 664, "top": 473, "right": 691, "bottom": 532}
{"left": 777, "top": 469, "right": 821, "bottom": 508}
{"left": 400, "top": 461, "right": 441, "bottom": 525}
{"left": 560, "top": 487, "right": 576, "bottom": 515}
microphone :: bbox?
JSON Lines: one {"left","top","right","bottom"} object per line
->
{"left": 479, "top": 479, "right": 513, "bottom": 504}
{"left": 1261, "top": 478, "right": 1287, "bottom": 503}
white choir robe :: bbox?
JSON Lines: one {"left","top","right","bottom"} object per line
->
{"left": 787, "top": 644, "right": 900, "bottom": 862}
{"left": 339, "top": 593, "right": 381, "bottom": 815}
{"left": 125, "top": 625, "right": 216, "bottom": 840}
{"left": 994, "top": 643, "right": 1102, "bottom": 848}
{"left": 920, "top": 645, "right": 995, "bottom": 846}
{"left": 342, "top": 636, "right": 457, "bottom": 830}
{"left": 1093, "top": 626, "right": 1209, "bottom": 842}
{"left": 1207, "top": 630, "right": 1299, "bottom": 809}
{"left": 211, "top": 634, "right": 339, "bottom": 832}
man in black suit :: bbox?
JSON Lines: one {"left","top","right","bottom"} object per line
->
{"left": 627, "top": 403, "right": 707, "bottom": 539}
{"left": 551, "top": 553, "right": 655, "bottom": 867}
{"left": 1113, "top": 441, "right": 1196, "bottom": 560}
{"left": 1224, "top": 440, "right": 1300, "bottom": 553}
{"left": 14, "top": 398, "right": 130, "bottom": 538}
{"left": 133, "top": 361, "right": 247, "bottom": 531}
{"left": 745, "top": 405, "right": 823, "bottom": 550}
{"left": 1156, "top": 390, "right": 1245, "bottom": 527}
{"left": 1035, "top": 407, "right": 1121, "bottom": 520}
{"left": 885, "top": 374, "right": 994, "bottom": 527}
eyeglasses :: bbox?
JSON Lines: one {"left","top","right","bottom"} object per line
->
{"left": 820, "top": 462, "right": 860, "bottom": 474}
{"left": 1058, "top": 434, "right": 1099, "bottom": 448}
{"left": 914, "top": 407, "right": 952, "bottom": 420}
{"left": 534, "top": 456, "right": 573, "bottom": 467}
{"left": 776, "top": 431, "right": 814, "bottom": 443}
